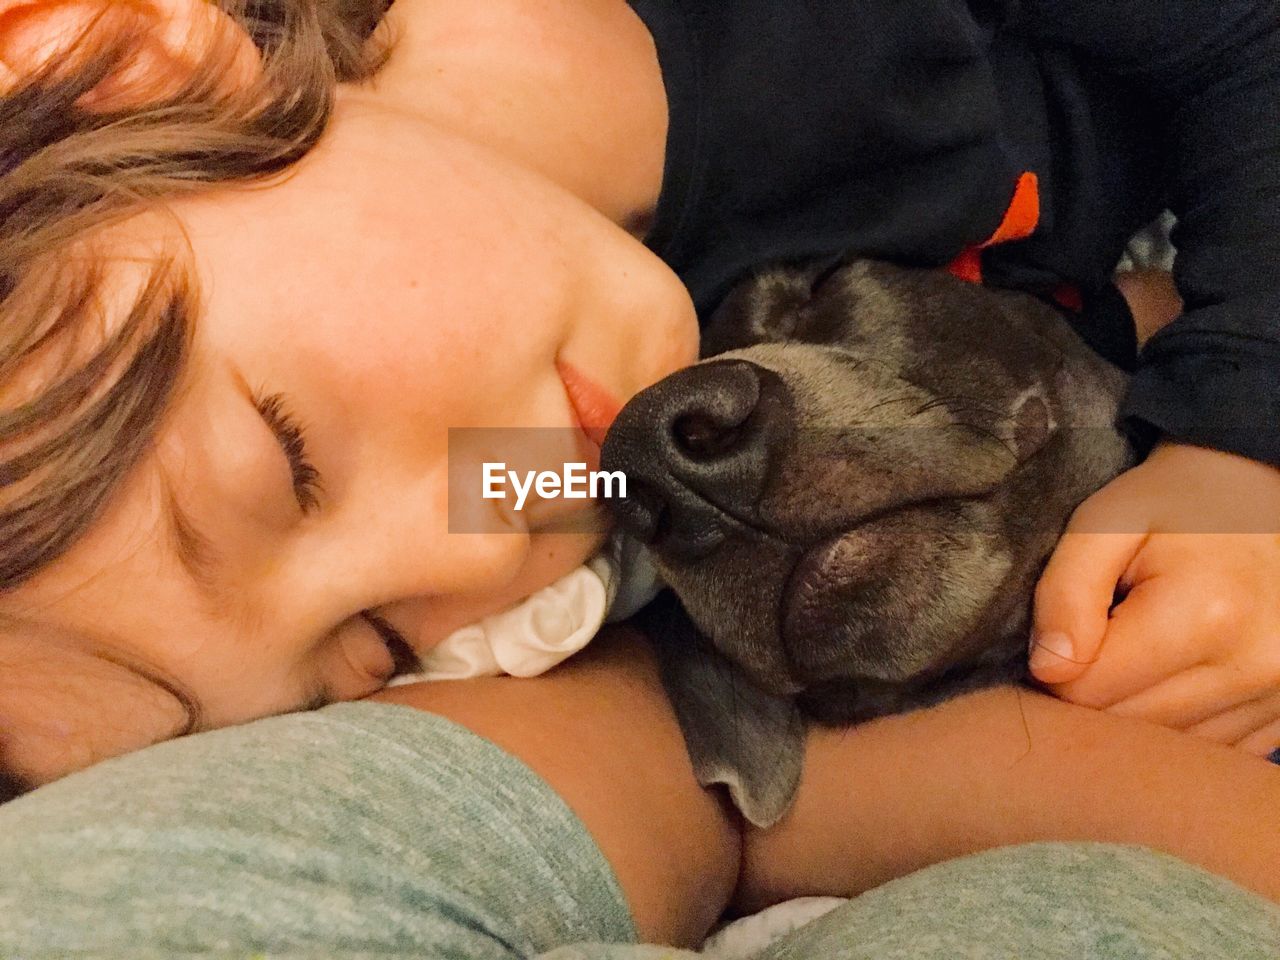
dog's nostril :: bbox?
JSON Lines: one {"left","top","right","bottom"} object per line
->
{"left": 672, "top": 412, "right": 744, "bottom": 458}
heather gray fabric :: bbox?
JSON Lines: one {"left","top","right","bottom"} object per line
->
{"left": 1, "top": 701, "right": 1277, "bottom": 959}
{"left": 549, "top": 845, "right": 1280, "bottom": 960}
{"left": 751, "top": 843, "right": 1280, "bottom": 960}
{"left": 0, "top": 703, "right": 635, "bottom": 958}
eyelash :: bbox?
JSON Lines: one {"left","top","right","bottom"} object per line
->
{"left": 362, "top": 612, "right": 419, "bottom": 676}
{"left": 254, "top": 392, "right": 322, "bottom": 513}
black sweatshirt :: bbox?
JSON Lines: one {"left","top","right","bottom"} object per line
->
{"left": 626, "top": 0, "right": 1280, "bottom": 467}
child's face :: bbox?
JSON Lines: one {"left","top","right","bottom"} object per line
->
{"left": 0, "top": 92, "right": 699, "bottom": 787}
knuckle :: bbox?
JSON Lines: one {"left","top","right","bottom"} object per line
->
{"left": 1066, "top": 490, "right": 1129, "bottom": 535}
{"left": 1066, "top": 498, "right": 1103, "bottom": 530}
{"left": 1196, "top": 589, "right": 1246, "bottom": 635}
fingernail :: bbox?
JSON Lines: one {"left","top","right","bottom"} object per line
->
{"left": 1029, "top": 631, "right": 1075, "bottom": 671}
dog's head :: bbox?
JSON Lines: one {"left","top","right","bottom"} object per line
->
{"left": 603, "top": 259, "right": 1133, "bottom": 823}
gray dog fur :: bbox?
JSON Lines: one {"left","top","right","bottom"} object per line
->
{"left": 602, "top": 258, "right": 1135, "bottom": 827}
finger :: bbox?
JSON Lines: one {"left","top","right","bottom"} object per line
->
{"left": 1047, "top": 577, "right": 1212, "bottom": 708}
{"left": 1030, "top": 529, "right": 1146, "bottom": 684}
{"left": 1108, "top": 664, "right": 1261, "bottom": 729}
{"left": 1187, "top": 690, "right": 1280, "bottom": 745}
{"left": 1238, "top": 716, "right": 1280, "bottom": 758}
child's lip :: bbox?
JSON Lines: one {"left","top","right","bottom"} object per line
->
{"left": 556, "top": 359, "right": 624, "bottom": 449}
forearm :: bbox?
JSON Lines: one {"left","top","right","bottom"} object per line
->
{"left": 738, "top": 686, "right": 1280, "bottom": 912}
{"left": 370, "top": 627, "right": 741, "bottom": 948}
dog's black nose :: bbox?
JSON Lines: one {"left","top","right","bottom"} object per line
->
{"left": 601, "top": 359, "right": 785, "bottom": 562}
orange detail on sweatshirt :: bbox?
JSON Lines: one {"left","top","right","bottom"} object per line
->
{"left": 943, "top": 172, "right": 1080, "bottom": 311}
{"left": 983, "top": 172, "right": 1040, "bottom": 247}
{"left": 947, "top": 247, "right": 984, "bottom": 284}
{"left": 945, "top": 171, "right": 1040, "bottom": 284}
{"left": 1049, "top": 283, "right": 1084, "bottom": 312}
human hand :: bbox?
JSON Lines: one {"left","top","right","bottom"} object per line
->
{"left": 1029, "top": 440, "right": 1280, "bottom": 756}
{"left": 1114, "top": 269, "right": 1182, "bottom": 346}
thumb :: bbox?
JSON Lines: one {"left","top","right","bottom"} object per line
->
{"left": 1030, "top": 528, "right": 1145, "bottom": 684}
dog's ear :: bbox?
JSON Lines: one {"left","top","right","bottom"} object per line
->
{"left": 637, "top": 591, "right": 805, "bottom": 828}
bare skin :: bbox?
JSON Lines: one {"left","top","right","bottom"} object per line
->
{"left": 373, "top": 629, "right": 1280, "bottom": 946}
{"left": 740, "top": 685, "right": 1280, "bottom": 912}
{"left": 1118, "top": 268, "right": 1185, "bottom": 347}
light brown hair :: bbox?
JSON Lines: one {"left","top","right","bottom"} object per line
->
{"left": 0, "top": 0, "right": 393, "bottom": 593}
{"left": 0, "top": 0, "right": 395, "bottom": 800}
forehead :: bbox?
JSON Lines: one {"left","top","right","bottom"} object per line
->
{"left": 169, "top": 99, "right": 579, "bottom": 263}
{"left": 161, "top": 105, "right": 588, "bottom": 361}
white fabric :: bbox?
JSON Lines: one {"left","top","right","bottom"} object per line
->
{"left": 700, "top": 897, "right": 848, "bottom": 958}
{"left": 388, "top": 533, "right": 662, "bottom": 684}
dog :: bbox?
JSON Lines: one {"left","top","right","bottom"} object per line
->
{"left": 601, "top": 257, "right": 1134, "bottom": 827}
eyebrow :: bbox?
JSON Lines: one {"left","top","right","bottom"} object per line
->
{"left": 159, "top": 470, "right": 228, "bottom": 601}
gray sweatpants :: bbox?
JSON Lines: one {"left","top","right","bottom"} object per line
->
{"left": 1, "top": 702, "right": 1276, "bottom": 958}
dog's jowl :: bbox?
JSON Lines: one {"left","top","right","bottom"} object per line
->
{"left": 603, "top": 258, "right": 1133, "bottom": 826}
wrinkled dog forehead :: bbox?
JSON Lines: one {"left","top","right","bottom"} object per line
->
{"left": 711, "top": 340, "right": 948, "bottom": 427}
{"left": 704, "top": 258, "right": 1072, "bottom": 398}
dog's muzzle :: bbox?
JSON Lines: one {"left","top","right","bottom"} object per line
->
{"left": 601, "top": 359, "right": 790, "bottom": 563}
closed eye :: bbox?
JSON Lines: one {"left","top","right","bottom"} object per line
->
{"left": 363, "top": 612, "right": 421, "bottom": 676}
{"left": 254, "top": 392, "right": 322, "bottom": 513}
